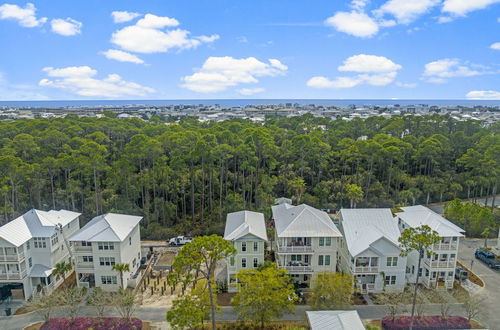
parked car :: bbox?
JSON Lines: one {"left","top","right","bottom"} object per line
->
{"left": 475, "top": 249, "right": 500, "bottom": 269}
{"left": 455, "top": 267, "right": 468, "bottom": 280}
{"left": 168, "top": 236, "right": 193, "bottom": 246}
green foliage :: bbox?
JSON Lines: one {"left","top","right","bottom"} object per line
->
{"left": 444, "top": 199, "right": 498, "bottom": 237}
{"left": 308, "top": 272, "right": 353, "bottom": 310}
{"left": 52, "top": 261, "right": 72, "bottom": 287}
{"left": 87, "top": 287, "right": 114, "bottom": 317}
{"left": 112, "top": 263, "right": 131, "bottom": 289}
{"left": 232, "top": 264, "right": 297, "bottom": 328}
{"left": 399, "top": 225, "right": 441, "bottom": 257}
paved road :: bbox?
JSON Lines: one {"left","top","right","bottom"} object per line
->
{"left": 459, "top": 238, "right": 500, "bottom": 330}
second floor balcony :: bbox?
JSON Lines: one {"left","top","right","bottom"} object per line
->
{"left": 352, "top": 256, "right": 379, "bottom": 273}
{"left": 432, "top": 243, "right": 458, "bottom": 251}
{"left": 276, "top": 238, "right": 314, "bottom": 254}
{"left": 424, "top": 258, "right": 456, "bottom": 269}
{"left": 0, "top": 247, "right": 25, "bottom": 262}
{"left": 0, "top": 268, "right": 28, "bottom": 280}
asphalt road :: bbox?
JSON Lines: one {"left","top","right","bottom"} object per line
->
{"left": 459, "top": 238, "right": 500, "bottom": 330}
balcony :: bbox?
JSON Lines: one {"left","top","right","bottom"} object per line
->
{"left": 75, "top": 262, "right": 94, "bottom": 271}
{"left": 282, "top": 265, "right": 314, "bottom": 273}
{"left": 0, "top": 269, "right": 28, "bottom": 280}
{"left": 73, "top": 246, "right": 93, "bottom": 254}
{"left": 356, "top": 283, "right": 375, "bottom": 293}
{"left": 432, "top": 243, "right": 458, "bottom": 251}
{"left": 0, "top": 253, "right": 25, "bottom": 262}
{"left": 353, "top": 266, "right": 379, "bottom": 273}
{"left": 424, "top": 259, "right": 456, "bottom": 268}
{"left": 277, "top": 245, "right": 314, "bottom": 254}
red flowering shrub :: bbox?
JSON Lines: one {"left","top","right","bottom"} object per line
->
{"left": 382, "top": 315, "right": 470, "bottom": 329}
{"left": 40, "top": 317, "right": 142, "bottom": 330}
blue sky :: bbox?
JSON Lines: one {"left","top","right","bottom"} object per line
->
{"left": 0, "top": 0, "right": 499, "bottom": 100}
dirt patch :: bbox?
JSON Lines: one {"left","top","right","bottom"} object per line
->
{"left": 24, "top": 322, "right": 42, "bottom": 330}
{"left": 419, "top": 288, "right": 447, "bottom": 304}
{"left": 217, "top": 292, "right": 235, "bottom": 306}
{"left": 353, "top": 293, "right": 367, "bottom": 305}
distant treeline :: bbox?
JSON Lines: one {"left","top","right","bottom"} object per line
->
{"left": 0, "top": 113, "right": 498, "bottom": 239}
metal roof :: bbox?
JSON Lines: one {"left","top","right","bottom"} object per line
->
{"left": 340, "top": 208, "right": 401, "bottom": 257}
{"left": 224, "top": 211, "right": 267, "bottom": 241}
{"left": 306, "top": 310, "right": 365, "bottom": 330}
{"left": 272, "top": 203, "right": 342, "bottom": 238}
{"left": 69, "top": 213, "right": 142, "bottom": 242}
{"left": 29, "top": 264, "right": 53, "bottom": 278}
{"left": 0, "top": 209, "right": 81, "bottom": 247}
{"left": 397, "top": 205, "right": 465, "bottom": 237}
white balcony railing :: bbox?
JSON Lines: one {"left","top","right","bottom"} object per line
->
{"left": 76, "top": 262, "right": 94, "bottom": 270}
{"left": 73, "top": 246, "right": 92, "bottom": 253}
{"left": 277, "top": 245, "right": 314, "bottom": 253}
{"left": 432, "top": 243, "right": 458, "bottom": 251}
{"left": 425, "top": 259, "right": 456, "bottom": 268}
{"left": 354, "top": 266, "right": 379, "bottom": 273}
{"left": 0, "top": 253, "right": 24, "bottom": 261}
{"left": 282, "top": 265, "right": 314, "bottom": 273}
{"left": 0, "top": 269, "right": 27, "bottom": 280}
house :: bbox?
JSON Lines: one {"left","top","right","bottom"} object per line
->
{"left": 0, "top": 209, "right": 81, "bottom": 300}
{"left": 223, "top": 211, "right": 267, "bottom": 291}
{"left": 272, "top": 203, "right": 342, "bottom": 289}
{"left": 339, "top": 208, "right": 406, "bottom": 293}
{"left": 306, "top": 310, "right": 365, "bottom": 330}
{"left": 69, "top": 213, "right": 143, "bottom": 291}
{"left": 395, "top": 205, "right": 465, "bottom": 289}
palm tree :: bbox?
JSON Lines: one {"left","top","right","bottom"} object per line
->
{"left": 112, "top": 263, "right": 130, "bottom": 290}
{"left": 481, "top": 227, "right": 491, "bottom": 248}
{"left": 53, "top": 261, "right": 72, "bottom": 288}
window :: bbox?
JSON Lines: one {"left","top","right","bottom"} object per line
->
{"left": 325, "top": 255, "right": 331, "bottom": 266}
{"left": 34, "top": 238, "right": 46, "bottom": 248}
{"left": 418, "top": 268, "right": 422, "bottom": 277}
{"left": 28, "top": 257, "right": 32, "bottom": 268}
{"left": 101, "top": 276, "right": 117, "bottom": 285}
{"left": 132, "top": 258, "right": 136, "bottom": 267}
{"left": 98, "top": 242, "right": 114, "bottom": 250}
{"left": 318, "top": 255, "right": 324, "bottom": 266}
{"left": 319, "top": 237, "right": 325, "bottom": 246}
{"left": 425, "top": 268, "right": 429, "bottom": 276}
{"left": 83, "top": 256, "right": 93, "bottom": 263}
{"left": 253, "top": 242, "right": 258, "bottom": 252}
{"left": 326, "top": 237, "right": 332, "bottom": 246}
{"left": 51, "top": 233, "right": 58, "bottom": 246}
{"left": 450, "top": 254, "right": 456, "bottom": 260}
{"left": 452, "top": 237, "right": 457, "bottom": 242}
{"left": 253, "top": 258, "right": 258, "bottom": 268}
{"left": 241, "top": 242, "right": 246, "bottom": 252}
{"left": 82, "top": 241, "right": 91, "bottom": 247}
{"left": 385, "top": 276, "right": 396, "bottom": 285}
{"left": 26, "top": 241, "right": 30, "bottom": 250}
{"left": 386, "top": 257, "right": 398, "bottom": 267}
{"left": 291, "top": 255, "right": 302, "bottom": 262}
{"left": 230, "top": 257, "right": 235, "bottom": 266}
{"left": 129, "top": 237, "right": 132, "bottom": 245}
{"left": 241, "top": 258, "right": 246, "bottom": 268}
{"left": 99, "top": 257, "right": 116, "bottom": 266}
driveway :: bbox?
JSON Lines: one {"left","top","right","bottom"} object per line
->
{"left": 459, "top": 238, "right": 500, "bottom": 329}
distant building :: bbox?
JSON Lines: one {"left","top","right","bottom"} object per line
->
{"left": 306, "top": 310, "right": 365, "bottom": 330}
{"left": 224, "top": 211, "right": 267, "bottom": 291}
{"left": 69, "top": 213, "right": 143, "bottom": 291}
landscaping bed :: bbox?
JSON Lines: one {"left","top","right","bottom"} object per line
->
{"left": 217, "top": 292, "right": 235, "bottom": 306}
{"left": 353, "top": 292, "right": 367, "bottom": 305}
{"left": 457, "top": 262, "right": 484, "bottom": 287}
{"left": 382, "top": 315, "right": 470, "bottom": 329}
{"left": 38, "top": 317, "right": 142, "bottom": 330}
{"left": 203, "top": 321, "right": 308, "bottom": 329}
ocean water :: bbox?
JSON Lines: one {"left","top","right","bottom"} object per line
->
{"left": 1, "top": 99, "right": 500, "bottom": 108}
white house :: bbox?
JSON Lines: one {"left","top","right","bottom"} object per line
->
{"left": 272, "top": 203, "right": 342, "bottom": 289}
{"left": 69, "top": 213, "right": 143, "bottom": 291}
{"left": 339, "top": 208, "right": 406, "bottom": 293}
{"left": 396, "top": 205, "right": 465, "bottom": 289}
{"left": 224, "top": 211, "right": 267, "bottom": 292}
{"left": 0, "top": 209, "right": 81, "bottom": 300}
{"left": 306, "top": 310, "right": 365, "bottom": 330}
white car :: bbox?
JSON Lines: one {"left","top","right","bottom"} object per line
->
{"left": 169, "top": 236, "right": 193, "bottom": 246}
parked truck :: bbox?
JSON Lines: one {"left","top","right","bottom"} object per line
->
{"left": 168, "top": 236, "right": 193, "bottom": 246}
{"left": 475, "top": 249, "right": 500, "bottom": 269}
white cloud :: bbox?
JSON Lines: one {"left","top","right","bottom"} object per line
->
{"left": 466, "top": 90, "right": 500, "bottom": 100}
{"left": 111, "top": 14, "right": 218, "bottom": 53}
{"left": 111, "top": 11, "right": 140, "bottom": 23}
{"left": 490, "top": 42, "right": 500, "bottom": 50}
{"left": 307, "top": 54, "right": 402, "bottom": 89}
{"left": 50, "top": 18, "right": 82, "bottom": 36}
{"left": 0, "top": 2, "right": 46, "bottom": 27}
{"left": 39, "top": 66, "right": 155, "bottom": 98}
{"left": 442, "top": 0, "right": 500, "bottom": 16}
{"left": 374, "top": 0, "right": 440, "bottom": 24}
{"left": 102, "top": 49, "right": 144, "bottom": 64}
{"left": 423, "top": 58, "right": 489, "bottom": 83}
{"left": 325, "top": 11, "right": 379, "bottom": 38}
{"left": 396, "top": 82, "right": 418, "bottom": 88}
{"left": 181, "top": 56, "right": 287, "bottom": 93}
{"left": 237, "top": 87, "right": 265, "bottom": 95}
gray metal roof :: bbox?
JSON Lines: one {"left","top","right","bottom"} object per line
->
{"left": 307, "top": 310, "right": 365, "bottom": 330}
{"left": 272, "top": 203, "right": 342, "bottom": 238}
{"left": 29, "top": 264, "right": 53, "bottom": 278}
{"left": 340, "top": 208, "right": 401, "bottom": 257}
{"left": 69, "top": 213, "right": 142, "bottom": 242}
{"left": 224, "top": 211, "right": 267, "bottom": 241}
{"left": 0, "top": 209, "right": 81, "bottom": 247}
{"left": 397, "top": 205, "right": 465, "bottom": 237}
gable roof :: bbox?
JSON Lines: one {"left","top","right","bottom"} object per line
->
{"left": 69, "top": 213, "right": 142, "bottom": 242}
{"left": 224, "top": 211, "right": 267, "bottom": 241}
{"left": 340, "top": 208, "right": 401, "bottom": 257}
{"left": 272, "top": 203, "right": 342, "bottom": 238}
{"left": 0, "top": 209, "right": 81, "bottom": 247}
{"left": 307, "top": 311, "right": 365, "bottom": 330}
{"left": 396, "top": 205, "right": 465, "bottom": 237}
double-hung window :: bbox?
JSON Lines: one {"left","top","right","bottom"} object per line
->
{"left": 384, "top": 276, "right": 396, "bottom": 285}
{"left": 241, "top": 242, "right": 247, "bottom": 252}
{"left": 101, "top": 276, "right": 117, "bottom": 285}
{"left": 386, "top": 257, "right": 398, "bottom": 267}
{"left": 318, "top": 255, "right": 324, "bottom": 266}
{"left": 82, "top": 256, "right": 93, "bottom": 263}
{"left": 98, "top": 242, "right": 114, "bottom": 250}
{"left": 253, "top": 258, "right": 258, "bottom": 268}
{"left": 34, "top": 238, "right": 46, "bottom": 248}
{"left": 241, "top": 258, "right": 247, "bottom": 268}
{"left": 325, "top": 237, "right": 332, "bottom": 246}
{"left": 319, "top": 237, "right": 325, "bottom": 246}
{"left": 99, "top": 257, "right": 116, "bottom": 266}
{"left": 253, "top": 242, "right": 258, "bottom": 252}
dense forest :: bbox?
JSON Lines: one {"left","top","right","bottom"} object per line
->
{"left": 0, "top": 113, "right": 498, "bottom": 238}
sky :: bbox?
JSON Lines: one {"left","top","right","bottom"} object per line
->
{"left": 0, "top": 0, "right": 499, "bottom": 100}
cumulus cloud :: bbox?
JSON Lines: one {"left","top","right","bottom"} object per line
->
{"left": 466, "top": 90, "right": 500, "bottom": 100}
{"left": 111, "top": 11, "right": 140, "bottom": 23}
{"left": 374, "top": 0, "right": 440, "bottom": 24}
{"left": 39, "top": 66, "right": 155, "bottom": 98}
{"left": 102, "top": 49, "right": 144, "bottom": 64}
{"left": 423, "top": 59, "right": 489, "bottom": 83}
{"left": 325, "top": 11, "right": 379, "bottom": 38}
{"left": 50, "top": 18, "right": 82, "bottom": 36}
{"left": 111, "top": 13, "right": 218, "bottom": 53}
{"left": 0, "top": 2, "right": 46, "bottom": 27}
{"left": 307, "top": 54, "right": 402, "bottom": 89}
{"left": 396, "top": 82, "right": 418, "bottom": 88}
{"left": 490, "top": 42, "right": 500, "bottom": 50}
{"left": 442, "top": 0, "right": 500, "bottom": 16}
{"left": 237, "top": 87, "right": 265, "bottom": 95}
{"left": 181, "top": 57, "right": 287, "bottom": 93}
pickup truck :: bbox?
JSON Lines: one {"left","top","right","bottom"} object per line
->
{"left": 475, "top": 249, "right": 500, "bottom": 269}
{"left": 168, "top": 236, "right": 193, "bottom": 246}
